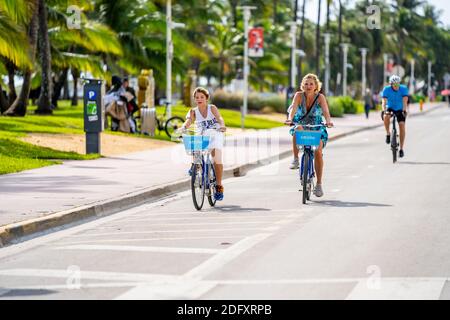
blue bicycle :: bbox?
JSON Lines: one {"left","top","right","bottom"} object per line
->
{"left": 181, "top": 129, "right": 219, "bottom": 210}
{"left": 294, "top": 124, "right": 326, "bottom": 204}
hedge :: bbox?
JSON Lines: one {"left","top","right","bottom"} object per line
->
{"left": 211, "top": 90, "right": 286, "bottom": 113}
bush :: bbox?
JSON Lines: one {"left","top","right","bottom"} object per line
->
{"left": 261, "top": 95, "right": 286, "bottom": 113}
{"left": 327, "top": 97, "right": 344, "bottom": 117}
{"left": 211, "top": 90, "right": 285, "bottom": 113}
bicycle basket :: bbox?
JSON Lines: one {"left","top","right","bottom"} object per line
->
{"left": 183, "top": 135, "right": 210, "bottom": 153}
{"left": 295, "top": 130, "right": 322, "bottom": 147}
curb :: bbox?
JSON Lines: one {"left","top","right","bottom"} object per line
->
{"left": 0, "top": 104, "right": 444, "bottom": 247}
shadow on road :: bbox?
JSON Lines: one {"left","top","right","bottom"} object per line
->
{"left": 397, "top": 161, "right": 450, "bottom": 166}
{"left": 0, "top": 288, "right": 57, "bottom": 298}
{"left": 310, "top": 200, "right": 392, "bottom": 208}
{"left": 212, "top": 205, "right": 271, "bottom": 213}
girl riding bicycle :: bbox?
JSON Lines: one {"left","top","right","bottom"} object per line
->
{"left": 285, "top": 74, "right": 333, "bottom": 197}
{"left": 181, "top": 87, "right": 227, "bottom": 201}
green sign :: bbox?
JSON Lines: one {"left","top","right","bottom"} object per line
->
{"left": 87, "top": 101, "right": 97, "bottom": 115}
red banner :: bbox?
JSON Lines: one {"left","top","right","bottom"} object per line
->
{"left": 249, "top": 27, "right": 264, "bottom": 57}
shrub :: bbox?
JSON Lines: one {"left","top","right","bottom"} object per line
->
{"left": 327, "top": 97, "right": 344, "bottom": 117}
{"left": 260, "top": 95, "right": 286, "bottom": 113}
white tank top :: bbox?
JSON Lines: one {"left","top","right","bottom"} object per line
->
{"left": 193, "top": 105, "right": 219, "bottom": 131}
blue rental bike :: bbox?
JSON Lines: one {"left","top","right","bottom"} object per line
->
{"left": 294, "top": 124, "right": 327, "bottom": 204}
{"left": 181, "top": 128, "right": 220, "bottom": 210}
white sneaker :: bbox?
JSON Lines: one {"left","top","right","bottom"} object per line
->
{"left": 290, "top": 158, "right": 299, "bottom": 169}
{"left": 314, "top": 184, "right": 324, "bottom": 197}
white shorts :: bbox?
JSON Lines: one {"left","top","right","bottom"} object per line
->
{"left": 202, "top": 130, "right": 224, "bottom": 150}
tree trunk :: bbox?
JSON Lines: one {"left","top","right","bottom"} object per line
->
{"left": 0, "top": 83, "right": 8, "bottom": 113}
{"left": 51, "top": 68, "right": 68, "bottom": 108}
{"left": 71, "top": 69, "right": 80, "bottom": 106}
{"left": 4, "top": 0, "right": 39, "bottom": 116}
{"left": 273, "top": 0, "right": 278, "bottom": 24}
{"left": 289, "top": 0, "right": 299, "bottom": 88}
{"left": 219, "top": 57, "right": 224, "bottom": 89}
{"left": 6, "top": 61, "right": 17, "bottom": 105}
{"left": 315, "top": 0, "right": 322, "bottom": 76}
{"left": 326, "top": 0, "right": 330, "bottom": 30}
{"left": 36, "top": 0, "right": 53, "bottom": 115}
{"left": 298, "top": 0, "right": 306, "bottom": 85}
{"left": 63, "top": 77, "right": 70, "bottom": 99}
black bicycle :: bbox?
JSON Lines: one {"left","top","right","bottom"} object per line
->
{"left": 382, "top": 111, "right": 400, "bottom": 163}
{"left": 156, "top": 102, "right": 184, "bottom": 138}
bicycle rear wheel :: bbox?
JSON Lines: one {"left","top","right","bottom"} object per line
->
{"left": 302, "top": 152, "right": 309, "bottom": 204}
{"left": 191, "top": 163, "right": 205, "bottom": 210}
{"left": 207, "top": 163, "right": 217, "bottom": 207}
{"left": 165, "top": 116, "right": 184, "bottom": 138}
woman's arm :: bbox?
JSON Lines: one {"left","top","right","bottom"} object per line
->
{"left": 286, "top": 92, "right": 302, "bottom": 124}
{"left": 211, "top": 105, "right": 226, "bottom": 131}
{"left": 182, "top": 109, "right": 195, "bottom": 128}
{"left": 319, "top": 94, "right": 333, "bottom": 126}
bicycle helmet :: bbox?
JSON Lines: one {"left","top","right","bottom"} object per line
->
{"left": 389, "top": 75, "right": 401, "bottom": 85}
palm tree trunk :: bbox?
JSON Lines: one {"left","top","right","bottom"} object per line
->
{"left": 338, "top": 0, "right": 343, "bottom": 95}
{"left": 4, "top": 0, "right": 39, "bottom": 116}
{"left": 219, "top": 57, "right": 224, "bottom": 89}
{"left": 273, "top": 0, "right": 278, "bottom": 24}
{"left": 71, "top": 68, "right": 80, "bottom": 106}
{"left": 36, "top": 0, "right": 53, "bottom": 114}
{"left": 316, "top": 0, "right": 322, "bottom": 76}
{"left": 52, "top": 68, "right": 68, "bottom": 108}
{"left": 6, "top": 61, "right": 17, "bottom": 105}
{"left": 0, "top": 83, "right": 8, "bottom": 113}
{"left": 289, "top": 0, "right": 299, "bottom": 88}
{"left": 63, "top": 77, "right": 70, "bottom": 99}
{"left": 298, "top": 0, "right": 306, "bottom": 85}
{"left": 326, "top": 0, "right": 331, "bottom": 30}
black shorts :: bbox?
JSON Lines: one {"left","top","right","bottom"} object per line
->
{"left": 387, "top": 108, "right": 406, "bottom": 123}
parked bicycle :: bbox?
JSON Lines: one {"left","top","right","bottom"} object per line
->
{"left": 176, "top": 127, "right": 221, "bottom": 210}
{"left": 142, "top": 102, "right": 184, "bottom": 138}
{"left": 294, "top": 124, "right": 330, "bottom": 204}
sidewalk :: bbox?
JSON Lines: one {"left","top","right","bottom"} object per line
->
{"left": 0, "top": 102, "right": 444, "bottom": 246}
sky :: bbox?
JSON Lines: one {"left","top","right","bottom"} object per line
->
{"left": 301, "top": 0, "right": 450, "bottom": 28}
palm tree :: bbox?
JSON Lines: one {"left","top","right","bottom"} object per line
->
{"left": 298, "top": 0, "right": 306, "bottom": 83}
{"left": 36, "top": 0, "right": 53, "bottom": 114}
{"left": 4, "top": 0, "right": 39, "bottom": 116}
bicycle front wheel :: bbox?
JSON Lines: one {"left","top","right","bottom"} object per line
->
{"left": 207, "top": 163, "right": 217, "bottom": 207}
{"left": 391, "top": 131, "right": 398, "bottom": 163}
{"left": 165, "top": 116, "right": 184, "bottom": 138}
{"left": 191, "top": 163, "right": 205, "bottom": 210}
{"left": 302, "top": 152, "right": 309, "bottom": 204}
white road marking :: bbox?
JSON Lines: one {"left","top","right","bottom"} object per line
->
{"left": 332, "top": 189, "right": 341, "bottom": 192}
{"left": 114, "top": 233, "right": 273, "bottom": 299}
{"left": 126, "top": 215, "right": 287, "bottom": 222}
{"left": 346, "top": 278, "right": 447, "bottom": 300}
{"left": 54, "top": 244, "right": 221, "bottom": 254}
{"left": 99, "top": 221, "right": 279, "bottom": 228}
{"left": 66, "top": 227, "right": 271, "bottom": 238}
{"left": 54, "top": 235, "right": 245, "bottom": 246}
{"left": 0, "top": 269, "right": 180, "bottom": 282}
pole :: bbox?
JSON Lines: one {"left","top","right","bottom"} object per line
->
{"left": 360, "top": 48, "right": 368, "bottom": 98}
{"left": 323, "top": 33, "right": 331, "bottom": 95}
{"left": 428, "top": 61, "right": 432, "bottom": 101}
{"left": 287, "top": 22, "right": 298, "bottom": 88}
{"left": 409, "top": 58, "right": 415, "bottom": 94}
{"left": 383, "top": 53, "right": 388, "bottom": 85}
{"left": 166, "top": 0, "right": 172, "bottom": 118}
{"left": 237, "top": 6, "right": 256, "bottom": 129}
{"left": 341, "top": 43, "right": 349, "bottom": 96}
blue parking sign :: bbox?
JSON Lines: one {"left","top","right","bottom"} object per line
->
{"left": 87, "top": 90, "right": 96, "bottom": 100}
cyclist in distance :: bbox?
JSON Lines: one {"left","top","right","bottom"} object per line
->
{"left": 285, "top": 73, "right": 333, "bottom": 198}
{"left": 382, "top": 75, "right": 409, "bottom": 158}
{"left": 181, "top": 87, "right": 227, "bottom": 201}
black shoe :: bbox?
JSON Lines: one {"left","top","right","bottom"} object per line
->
{"left": 385, "top": 135, "right": 391, "bottom": 144}
{"left": 399, "top": 149, "right": 404, "bottom": 158}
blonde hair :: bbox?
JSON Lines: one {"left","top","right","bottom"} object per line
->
{"left": 193, "top": 87, "right": 210, "bottom": 100}
{"left": 299, "top": 73, "right": 322, "bottom": 94}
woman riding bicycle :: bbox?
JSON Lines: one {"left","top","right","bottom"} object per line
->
{"left": 181, "top": 87, "right": 227, "bottom": 201}
{"left": 285, "top": 74, "right": 333, "bottom": 197}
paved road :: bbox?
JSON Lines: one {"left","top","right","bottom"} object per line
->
{"left": 1, "top": 106, "right": 450, "bottom": 300}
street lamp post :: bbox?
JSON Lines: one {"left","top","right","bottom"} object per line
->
{"left": 341, "top": 43, "right": 349, "bottom": 96}
{"left": 409, "top": 58, "right": 415, "bottom": 94}
{"left": 323, "top": 33, "right": 331, "bottom": 96}
{"left": 287, "top": 22, "right": 299, "bottom": 89}
{"left": 383, "top": 53, "right": 388, "bottom": 85}
{"left": 428, "top": 61, "right": 432, "bottom": 101}
{"left": 359, "top": 48, "right": 368, "bottom": 98}
{"left": 166, "top": 0, "right": 185, "bottom": 119}
{"left": 237, "top": 6, "right": 256, "bottom": 129}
